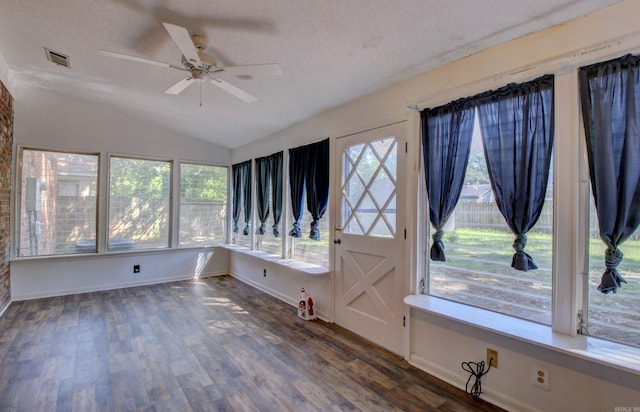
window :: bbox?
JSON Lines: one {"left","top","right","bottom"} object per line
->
{"left": 427, "top": 114, "right": 554, "bottom": 324}
{"left": 109, "top": 156, "right": 171, "bottom": 251}
{"left": 289, "top": 212, "right": 329, "bottom": 267}
{"left": 179, "top": 163, "right": 228, "bottom": 247}
{"left": 231, "top": 160, "right": 252, "bottom": 249}
{"left": 423, "top": 75, "right": 555, "bottom": 325}
{"left": 255, "top": 152, "right": 284, "bottom": 256}
{"left": 287, "top": 139, "right": 330, "bottom": 268}
{"left": 341, "top": 138, "right": 397, "bottom": 238}
{"left": 17, "top": 149, "right": 98, "bottom": 257}
{"left": 257, "top": 188, "right": 282, "bottom": 255}
{"left": 586, "top": 201, "right": 640, "bottom": 347}
{"left": 579, "top": 54, "right": 640, "bottom": 348}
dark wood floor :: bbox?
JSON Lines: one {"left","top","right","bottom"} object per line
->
{"left": 0, "top": 275, "right": 504, "bottom": 411}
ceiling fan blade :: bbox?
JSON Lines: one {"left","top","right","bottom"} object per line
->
{"left": 99, "top": 49, "right": 186, "bottom": 71}
{"left": 162, "top": 23, "right": 201, "bottom": 66}
{"left": 164, "top": 77, "right": 196, "bottom": 95}
{"left": 211, "top": 78, "right": 258, "bottom": 103}
{"left": 217, "top": 63, "right": 283, "bottom": 77}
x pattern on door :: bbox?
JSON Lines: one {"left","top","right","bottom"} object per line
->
{"left": 341, "top": 138, "right": 397, "bottom": 237}
{"left": 339, "top": 249, "right": 397, "bottom": 322}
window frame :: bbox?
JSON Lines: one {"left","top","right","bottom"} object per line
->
{"left": 420, "top": 95, "right": 556, "bottom": 326}
{"left": 416, "top": 70, "right": 586, "bottom": 341}
{"left": 106, "top": 154, "right": 173, "bottom": 252}
{"left": 15, "top": 146, "right": 100, "bottom": 258}
{"left": 575, "top": 56, "right": 640, "bottom": 347}
{"left": 178, "top": 161, "right": 229, "bottom": 248}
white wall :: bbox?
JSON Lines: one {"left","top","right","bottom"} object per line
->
{"left": 11, "top": 248, "right": 229, "bottom": 300}
{"left": 0, "top": 51, "right": 14, "bottom": 95}
{"left": 13, "top": 86, "right": 229, "bottom": 162}
{"left": 229, "top": 1, "right": 640, "bottom": 411}
{"left": 229, "top": 250, "right": 331, "bottom": 320}
{"left": 408, "top": 309, "right": 640, "bottom": 412}
{"left": 11, "top": 85, "right": 232, "bottom": 300}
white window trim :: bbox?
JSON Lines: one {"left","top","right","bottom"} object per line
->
{"left": 106, "top": 154, "right": 173, "bottom": 252}
{"left": 13, "top": 147, "right": 101, "bottom": 259}
{"left": 177, "top": 161, "right": 229, "bottom": 248}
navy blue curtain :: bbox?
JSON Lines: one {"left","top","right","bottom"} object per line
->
{"left": 306, "top": 139, "right": 330, "bottom": 240}
{"left": 421, "top": 98, "right": 475, "bottom": 261}
{"left": 288, "top": 138, "right": 330, "bottom": 239}
{"left": 254, "top": 156, "right": 271, "bottom": 235}
{"left": 475, "top": 74, "right": 555, "bottom": 271}
{"left": 231, "top": 160, "right": 252, "bottom": 235}
{"left": 270, "top": 151, "right": 284, "bottom": 237}
{"left": 288, "top": 145, "right": 306, "bottom": 238}
{"left": 579, "top": 54, "right": 640, "bottom": 294}
{"left": 254, "top": 152, "right": 283, "bottom": 236}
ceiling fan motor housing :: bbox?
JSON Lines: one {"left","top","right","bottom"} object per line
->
{"left": 181, "top": 50, "right": 217, "bottom": 73}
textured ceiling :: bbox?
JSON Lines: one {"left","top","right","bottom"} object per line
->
{"left": 0, "top": 0, "right": 620, "bottom": 149}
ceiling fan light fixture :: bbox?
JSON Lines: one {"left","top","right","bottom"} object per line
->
{"left": 192, "top": 70, "right": 207, "bottom": 81}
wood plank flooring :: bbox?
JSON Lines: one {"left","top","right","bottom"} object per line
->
{"left": 0, "top": 275, "right": 504, "bottom": 411}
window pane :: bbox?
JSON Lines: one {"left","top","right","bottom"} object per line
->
{"left": 290, "top": 212, "right": 329, "bottom": 268}
{"left": 428, "top": 115, "right": 553, "bottom": 324}
{"left": 179, "top": 163, "right": 228, "bottom": 247}
{"left": 342, "top": 138, "right": 396, "bottom": 238}
{"left": 257, "top": 189, "right": 282, "bottom": 256}
{"left": 587, "top": 200, "right": 640, "bottom": 347}
{"left": 18, "top": 149, "right": 98, "bottom": 257}
{"left": 232, "top": 209, "right": 253, "bottom": 248}
{"left": 109, "top": 157, "right": 170, "bottom": 251}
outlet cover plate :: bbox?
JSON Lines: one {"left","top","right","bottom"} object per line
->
{"left": 532, "top": 366, "right": 550, "bottom": 390}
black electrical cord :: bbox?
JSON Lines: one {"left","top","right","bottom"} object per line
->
{"left": 461, "top": 358, "right": 492, "bottom": 399}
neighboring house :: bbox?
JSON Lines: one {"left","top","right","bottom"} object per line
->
{"left": 459, "top": 183, "right": 494, "bottom": 202}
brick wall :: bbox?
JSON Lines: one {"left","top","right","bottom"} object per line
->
{"left": 0, "top": 80, "right": 13, "bottom": 311}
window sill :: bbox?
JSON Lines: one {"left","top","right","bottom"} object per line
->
{"left": 11, "top": 245, "right": 218, "bottom": 262}
{"left": 221, "top": 244, "right": 330, "bottom": 275}
{"left": 404, "top": 294, "right": 640, "bottom": 376}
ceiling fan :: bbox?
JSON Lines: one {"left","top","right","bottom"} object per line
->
{"left": 100, "top": 22, "right": 282, "bottom": 103}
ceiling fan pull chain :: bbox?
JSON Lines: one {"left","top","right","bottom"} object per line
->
{"left": 200, "top": 80, "right": 203, "bottom": 107}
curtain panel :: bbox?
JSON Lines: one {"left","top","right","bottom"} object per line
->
{"left": 421, "top": 98, "right": 476, "bottom": 261}
{"left": 255, "top": 151, "right": 283, "bottom": 237}
{"left": 579, "top": 54, "right": 640, "bottom": 293}
{"left": 254, "top": 156, "right": 271, "bottom": 235}
{"left": 231, "top": 160, "right": 252, "bottom": 235}
{"left": 288, "top": 138, "right": 330, "bottom": 239}
{"left": 269, "top": 151, "right": 284, "bottom": 237}
{"left": 305, "top": 139, "right": 330, "bottom": 240}
{"left": 288, "top": 145, "right": 307, "bottom": 238}
{"left": 475, "top": 74, "right": 555, "bottom": 271}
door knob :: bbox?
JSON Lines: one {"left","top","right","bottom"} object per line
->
{"left": 333, "top": 239, "right": 341, "bottom": 245}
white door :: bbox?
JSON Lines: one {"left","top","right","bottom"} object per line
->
{"left": 333, "top": 122, "right": 407, "bottom": 355}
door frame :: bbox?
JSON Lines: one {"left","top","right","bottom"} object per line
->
{"left": 331, "top": 119, "right": 409, "bottom": 354}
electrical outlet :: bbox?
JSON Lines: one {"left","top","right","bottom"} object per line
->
{"left": 133, "top": 264, "right": 140, "bottom": 274}
{"left": 263, "top": 268, "right": 267, "bottom": 277}
{"left": 532, "top": 366, "right": 550, "bottom": 390}
{"left": 486, "top": 348, "right": 498, "bottom": 368}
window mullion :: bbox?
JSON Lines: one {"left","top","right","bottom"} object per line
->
{"left": 551, "top": 70, "right": 580, "bottom": 336}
